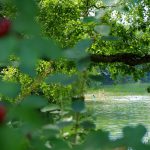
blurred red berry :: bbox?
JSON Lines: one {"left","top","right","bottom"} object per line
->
{"left": 0, "top": 105, "right": 6, "bottom": 123}
{"left": 0, "top": 18, "right": 11, "bottom": 37}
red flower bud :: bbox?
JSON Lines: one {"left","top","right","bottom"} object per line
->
{"left": 0, "top": 105, "right": 6, "bottom": 123}
{"left": 0, "top": 18, "right": 11, "bottom": 37}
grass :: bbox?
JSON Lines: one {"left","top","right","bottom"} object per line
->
{"left": 87, "top": 83, "right": 150, "bottom": 96}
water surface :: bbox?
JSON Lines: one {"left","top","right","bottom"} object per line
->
{"left": 86, "top": 95, "right": 150, "bottom": 140}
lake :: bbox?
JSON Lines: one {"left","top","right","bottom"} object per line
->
{"left": 86, "top": 95, "right": 150, "bottom": 141}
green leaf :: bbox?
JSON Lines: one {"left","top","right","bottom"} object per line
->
{"left": 89, "top": 75, "right": 103, "bottom": 82}
{"left": 50, "top": 139, "right": 71, "bottom": 150}
{"left": 80, "top": 130, "right": 110, "bottom": 150}
{"left": 21, "top": 95, "right": 48, "bottom": 109}
{"left": 71, "top": 99, "right": 85, "bottom": 113}
{"left": 80, "top": 120, "right": 96, "bottom": 130}
{"left": 0, "top": 81, "right": 20, "bottom": 98}
{"left": 76, "top": 57, "right": 90, "bottom": 71}
{"left": 0, "top": 127, "right": 27, "bottom": 150}
{"left": 13, "top": 16, "right": 40, "bottom": 35}
{"left": 102, "top": 0, "right": 116, "bottom": 5}
{"left": 42, "top": 39, "right": 62, "bottom": 60}
{"left": 101, "top": 36, "right": 120, "bottom": 41}
{"left": 9, "top": 106, "right": 43, "bottom": 127}
{"left": 18, "top": 37, "right": 62, "bottom": 76}
{"left": 56, "top": 119, "right": 74, "bottom": 129}
{"left": 122, "top": 125, "right": 147, "bottom": 147}
{"left": 41, "top": 104, "right": 60, "bottom": 113}
{"left": 45, "top": 73, "right": 78, "bottom": 85}
{"left": 13, "top": 0, "right": 37, "bottom": 15}
{"left": 13, "top": 0, "right": 39, "bottom": 35}
{"left": 43, "top": 124, "right": 59, "bottom": 131}
{"left": 42, "top": 125, "right": 59, "bottom": 138}
{"left": 0, "top": 36, "right": 17, "bottom": 61}
{"left": 18, "top": 38, "right": 62, "bottom": 61}
{"left": 95, "top": 10, "right": 106, "bottom": 19}
{"left": 64, "top": 39, "right": 92, "bottom": 60}
{"left": 94, "top": 25, "right": 111, "bottom": 36}
{"left": 82, "top": 17, "right": 98, "bottom": 23}
{"left": 19, "top": 46, "right": 38, "bottom": 76}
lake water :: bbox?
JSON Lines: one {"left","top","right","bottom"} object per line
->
{"left": 86, "top": 95, "right": 150, "bottom": 141}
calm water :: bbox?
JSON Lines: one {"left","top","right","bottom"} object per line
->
{"left": 86, "top": 95, "right": 150, "bottom": 140}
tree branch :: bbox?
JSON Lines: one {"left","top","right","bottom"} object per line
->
{"left": 90, "top": 53, "right": 150, "bottom": 66}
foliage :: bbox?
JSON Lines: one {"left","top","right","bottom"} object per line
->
{"left": 0, "top": 0, "right": 150, "bottom": 150}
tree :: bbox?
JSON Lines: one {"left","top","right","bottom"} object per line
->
{"left": 38, "top": 0, "right": 150, "bottom": 79}
{"left": 0, "top": 0, "right": 150, "bottom": 149}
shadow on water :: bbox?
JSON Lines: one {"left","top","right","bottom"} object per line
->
{"left": 86, "top": 95, "right": 150, "bottom": 140}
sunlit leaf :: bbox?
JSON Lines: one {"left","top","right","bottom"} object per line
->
{"left": 43, "top": 124, "right": 59, "bottom": 131}
{"left": 41, "top": 104, "right": 60, "bottom": 113}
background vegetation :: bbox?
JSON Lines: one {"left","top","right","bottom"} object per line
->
{"left": 0, "top": 0, "right": 150, "bottom": 150}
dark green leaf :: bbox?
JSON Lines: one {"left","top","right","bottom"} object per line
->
{"left": 0, "top": 81, "right": 20, "bottom": 98}
{"left": 45, "top": 73, "right": 78, "bottom": 85}
{"left": 19, "top": 47, "right": 38, "bottom": 76}
{"left": 51, "top": 139, "right": 71, "bottom": 150}
{"left": 0, "top": 36, "right": 17, "bottom": 61}
{"left": 89, "top": 75, "right": 103, "bottom": 81}
{"left": 76, "top": 57, "right": 90, "bottom": 71}
{"left": 80, "top": 120, "right": 96, "bottom": 129}
{"left": 9, "top": 106, "right": 43, "bottom": 127}
{"left": 0, "top": 127, "right": 27, "bottom": 150}
{"left": 71, "top": 99, "right": 85, "bottom": 113}
{"left": 82, "top": 17, "right": 98, "bottom": 23}
{"left": 21, "top": 95, "right": 48, "bottom": 109}
{"left": 64, "top": 39, "right": 92, "bottom": 60}
{"left": 101, "top": 36, "right": 121, "bottom": 41}
{"left": 13, "top": 0, "right": 39, "bottom": 34}
{"left": 122, "top": 125, "right": 147, "bottom": 147}
{"left": 80, "top": 130, "right": 110, "bottom": 150}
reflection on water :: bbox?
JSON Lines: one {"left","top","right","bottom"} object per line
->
{"left": 86, "top": 96, "right": 150, "bottom": 140}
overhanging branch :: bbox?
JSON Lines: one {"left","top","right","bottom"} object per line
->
{"left": 90, "top": 53, "right": 150, "bottom": 66}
